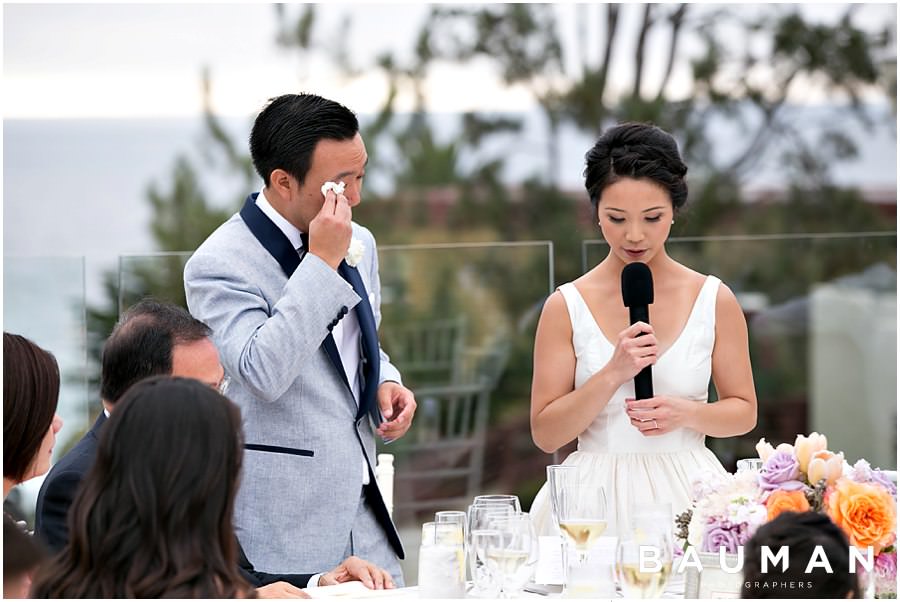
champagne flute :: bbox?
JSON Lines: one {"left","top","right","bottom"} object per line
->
{"left": 616, "top": 532, "right": 673, "bottom": 598}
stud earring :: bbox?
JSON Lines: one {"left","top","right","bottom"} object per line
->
{"left": 671, "top": 220, "right": 675, "bottom": 225}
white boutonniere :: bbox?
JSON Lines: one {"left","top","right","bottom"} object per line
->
{"left": 346, "top": 238, "right": 365, "bottom": 267}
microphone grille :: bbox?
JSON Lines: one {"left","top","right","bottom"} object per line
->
{"left": 621, "top": 262, "right": 654, "bottom": 307}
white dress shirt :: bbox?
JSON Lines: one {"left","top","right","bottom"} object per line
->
{"left": 256, "top": 190, "right": 369, "bottom": 486}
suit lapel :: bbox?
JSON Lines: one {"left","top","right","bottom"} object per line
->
{"left": 338, "top": 261, "right": 380, "bottom": 420}
{"left": 88, "top": 411, "right": 107, "bottom": 439}
{"left": 239, "top": 195, "right": 352, "bottom": 394}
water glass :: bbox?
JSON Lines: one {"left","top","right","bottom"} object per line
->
{"left": 419, "top": 521, "right": 465, "bottom": 598}
{"left": 435, "top": 511, "right": 467, "bottom": 581}
{"left": 630, "top": 502, "right": 674, "bottom": 549}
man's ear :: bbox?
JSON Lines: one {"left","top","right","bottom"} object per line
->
{"left": 269, "top": 169, "right": 294, "bottom": 196}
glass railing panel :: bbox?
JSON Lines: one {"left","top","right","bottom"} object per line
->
{"left": 3, "top": 256, "right": 90, "bottom": 526}
{"left": 119, "top": 242, "right": 554, "bottom": 583}
{"left": 582, "top": 232, "right": 897, "bottom": 471}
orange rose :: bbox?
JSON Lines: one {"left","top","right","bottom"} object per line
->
{"left": 826, "top": 478, "right": 897, "bottom": 554}
{"left": 766, "top": 489, "right": 811, "bottom": 521}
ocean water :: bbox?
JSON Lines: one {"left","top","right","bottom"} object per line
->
{"left": 5, "top": 104, "right": 896, "bottom": 261}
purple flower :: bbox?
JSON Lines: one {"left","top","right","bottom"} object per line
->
{"left": 702, "top": 524, "right": 740, "bottom": 554}
{"left": 758, "top": 451, "right": 801, "bottom": 491}
{"left": 849, "top": 459, "right": 897, "bottom": 497}
{"left": 870, "top": 471, "right": 897, "bottom": 498}
{"left": 874, "top": 551, "right": 897, "bottom": 595}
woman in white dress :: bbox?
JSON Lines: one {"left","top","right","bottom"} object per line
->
{"left": 528, "top": 123, "right": 758, "bottom": 537}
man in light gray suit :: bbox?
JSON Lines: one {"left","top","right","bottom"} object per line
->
{"left": 184, "top": 93, "right": 417, "bottom": 585}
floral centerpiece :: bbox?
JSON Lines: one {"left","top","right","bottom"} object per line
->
{"left": 675, "top": 433, "right": 897, "bottom": 598}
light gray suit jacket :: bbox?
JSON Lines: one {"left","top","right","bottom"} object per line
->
{"left": 184, "top": 204, "right": 403, "bottom": 574}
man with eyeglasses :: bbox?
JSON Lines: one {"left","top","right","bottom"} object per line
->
{"left": 36, "top": 298, "right": 392, "bottom": 597}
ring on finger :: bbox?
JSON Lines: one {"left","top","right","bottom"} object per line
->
{"left": 651, "top": 419, "right": 658, "bottom": 429}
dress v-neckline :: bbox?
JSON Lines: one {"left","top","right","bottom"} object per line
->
{"left": 570, "top": 275, "right": 713, "bottom": 361}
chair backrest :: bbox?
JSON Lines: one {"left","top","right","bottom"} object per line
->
{"left": 381, "top": 316, "right": 467, "bottom": 388}
{"left": 389, "top": 379, "right": 493, "bottom": 520}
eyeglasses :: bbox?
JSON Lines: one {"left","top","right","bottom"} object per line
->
{"left": 216, "top": 374, "right": 231, "bottom": 396}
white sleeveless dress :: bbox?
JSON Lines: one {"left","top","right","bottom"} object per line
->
{"left": 529, "top": 275, "right": 728, "bottom": 537}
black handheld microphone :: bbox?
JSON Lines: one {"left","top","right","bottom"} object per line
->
{"left": 621, "top": 262, "right": 654, "bottom": 399}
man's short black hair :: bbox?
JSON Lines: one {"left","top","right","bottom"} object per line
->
{"left": 99, "top": 298, "right": 211, "bottom": 404}
{"left": 249, "top": 93, "right": 359, "bottom": 187}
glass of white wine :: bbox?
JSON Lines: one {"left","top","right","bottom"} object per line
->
{"left": 547, "top": 464, "right": 608, "bottom": 596}
{"left": 616, "top": 532, "right": 673, "bottom": 598}
{"left": 548, "top": 465, "right": 608, "bottom": 562}
{"left": 485, "top": 512, "right": 537, "bottom": 598}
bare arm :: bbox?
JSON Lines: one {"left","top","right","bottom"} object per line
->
{"left": 684, "top": 283, "right": 758, "bottom": 436}
{"left": 530, "top": 291, "right": 657, "bottom": 453}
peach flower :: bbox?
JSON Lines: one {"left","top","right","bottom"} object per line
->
{"left": 826, "top": 478, "right": 897, "bottom": 554}
{"left": 756, "top": 438, "right": 775, "bottom": 462}
{"left": 808, "top": 450, "right": 844, "bottom": 487}
{"left": 766, "top": 490, "right": 811, "bottom": 521}
{"left": 794, "top": 432, "right": 828, "bottom": 473}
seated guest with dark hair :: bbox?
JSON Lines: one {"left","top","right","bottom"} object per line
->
{"left": 4, "top": 332, "right": 64, "bottom": 500}
{"left": 36, "top": 298, "right": 220, "bottom": 550}
{"left": 4, "top": 515, "right": 45, "bottom": 599}
{"left": 3, "top": 332, "right": 63, "bottom": 599}
{"left": 35, "top": 299, "right": 393, "bottom": 598}
{"left": 742, "top": 511, "right": 861, "bottom": 599}
{"left": 32, "top": 377, "right": 257, "bottom": 598}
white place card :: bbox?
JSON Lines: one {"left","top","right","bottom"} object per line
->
{"left": 534, "top": 535, "right": 565, "bottom": 585}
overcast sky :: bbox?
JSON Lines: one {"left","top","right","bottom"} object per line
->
{"left": 3, "top": 3, "right": 896, "bottom": 119}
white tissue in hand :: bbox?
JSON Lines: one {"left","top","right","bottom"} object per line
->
{"left": 320, "top": 181, "right": 346, "bottom": 198}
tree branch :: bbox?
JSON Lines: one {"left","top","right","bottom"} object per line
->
{"left": 632, "top": 3, "right": 654, "bottom": 99}
{"left": 597, "top": 4, "right": 620, "bottom": 104}
{"left": 656, "top": 4, "right": 688, "bottom": 100}
{"left": 726, "top": 68, "right": 799, "bottom": 175}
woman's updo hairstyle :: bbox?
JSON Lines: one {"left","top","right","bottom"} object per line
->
{"left": 584, "top": 122, "right": 688, "bottom": 213}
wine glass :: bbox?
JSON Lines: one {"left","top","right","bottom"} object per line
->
{"left": 473, "top": 494, "right": 521, "bottom": 512}
{"left": 468, "top": 504, "right": 514, "bottom": 596}
{"left": 470, "top": 528, "right": 502, "bottom": 598}
{"left": 547, "top": 465, "right": 608, "bottom": 562}
{"left": 485, "top": 512, "right": 537, "bottom": 598}
{"left": 616, "top": 531, "right": 673, "bottom": 598}
{"left": 548, "top": 464, "right": 609, "bottom": 596}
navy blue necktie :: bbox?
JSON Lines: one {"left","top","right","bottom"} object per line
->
{"left": 299, "top": 232, "right": 309, "bottom": 255}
